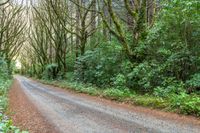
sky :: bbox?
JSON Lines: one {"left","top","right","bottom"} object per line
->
{"left": 16, "top": 60, "right": 22, "bottom": 69}
{"left": 10, "top": 0, "right": 38, "bottom": 6}
{"left": 12, "top": 0, "right": 30, "bottom": 5}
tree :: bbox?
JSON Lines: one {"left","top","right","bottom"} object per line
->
{"left": 0, "top": 4, "right": 25, "bottom": 73}
{"left": 0, "top": 0, "right": 9, "bottom": 6}
{"left": 98, "top": 0, "right": 155, "bottom": 62}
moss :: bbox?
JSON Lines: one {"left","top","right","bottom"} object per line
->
{"left": 132, "top": 95, "right": 170, "bottom": 109}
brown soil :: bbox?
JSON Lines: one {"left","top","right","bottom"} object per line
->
{"left": 7, "top": 79, "right": 58, "bottom": 133}
{"left": 7, "top": 77, "right": 200, "bottom": 133}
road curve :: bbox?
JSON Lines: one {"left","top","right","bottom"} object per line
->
{"left": 12, "top": 76, "right": 200, "bottom": 133}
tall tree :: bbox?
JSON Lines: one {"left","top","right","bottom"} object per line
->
{"left": 0, "top": 4, "right": 25, "bottom": 73}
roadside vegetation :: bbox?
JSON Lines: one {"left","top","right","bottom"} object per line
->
{"left": 0, "top": 59, "right": 27, "bottom": 132}
{"left": 0, "top": 0, "right": 197, "bottom": 117}
{"left": 0, "top": 1, "right": 27, "bottom": 132}
{"left": 18, "top": 0, "right": 200, "bottom": 117}
{"left": 40, "top": 77, "right": 200, "bottom": 116}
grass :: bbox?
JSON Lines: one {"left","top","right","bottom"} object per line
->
{"left": 40, "top": 80, "right": 170, "bottom": 108}
{"left": 133, "top": 95, "right": 170, "bottom": 109}
{"left": 39, "top": 79, "right": 200, "bottom": 117}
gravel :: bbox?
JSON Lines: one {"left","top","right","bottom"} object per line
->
{"left": 8, "top": 76, "right": 200, "bottom": 133}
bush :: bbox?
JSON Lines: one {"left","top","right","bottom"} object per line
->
{"left": 127, "top": 61, "right": 162, "bottom": 92}
{"left": 42, "top": 64, "right": 59, "bottom": 80}
{"left": 65, "top": 72, "right": 74, "bottom": 81}
{"left": 79, "top": 87, "right": 99, "bottom": 96}
{"left": 170, "top": 93, "right": 200, "bottom": 116}
{"left": 74, "top": 41, "right": 125, "bottom": 87}
{"left": 187, "top": 73, "right": 200, "bottom": 87}
{"left": 0, "top": 58, "right": 9, "bottom": 79}
{"left": 186, "top": 73, "right": 200, "bottom": 93}
{"left": 0, "top": 112, "right": 28, "bottom": 133}
{"left": 129, "top": 0, "right": 200, "bottom": 94}
{"left": 0, "top": 59, "right": 27, "bottom": 132}
{"left": 103, "top": 88, "right": 133, "bottom": 101}
{"left": 0, "top": 80, "right": 10, "bottom": 111}
{"left": 153, "top": 78, "right": 185, "bottom": 97}
{"left": 66, "top": 53, "right": 76, "bottom": 72}
{"left": 113, "top": 74, "right": 127, "bottom": 89}
{"left": 145, "top": 0, "right": 200, "bottom": 82}
{"left": 0, "top": 59, "right": 11, "bottom": 111}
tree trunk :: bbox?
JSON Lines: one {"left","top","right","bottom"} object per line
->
{"left": 75, "top": 0, "right": 80, "bottom": 59}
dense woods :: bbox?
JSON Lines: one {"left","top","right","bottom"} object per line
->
{"left": 0, "top": 1, "right": 26, "bottom": 132}
{"left": 0, "top": 0, "right": 200, "bottom": 118}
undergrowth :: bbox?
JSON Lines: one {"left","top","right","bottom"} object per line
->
{"left": 0, "top": 77, "right": 27, "bottom": 133}
{"left": 40, "top": 79, "right": 200, "bottom": 117}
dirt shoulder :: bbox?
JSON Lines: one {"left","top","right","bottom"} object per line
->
{"left": 34, "top": 79, "right": 200, "bottom": 127}
{"left": 7, "top": 79, "right": 58, "bottom": 133}
{"left": 7, "top": 76, "right": 200, "bottom": 133}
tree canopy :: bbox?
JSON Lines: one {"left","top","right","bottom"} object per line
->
{"left": 0, "top": 0, "right": 200, "bottom": 116}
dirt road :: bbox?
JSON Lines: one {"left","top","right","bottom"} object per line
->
{"left": 8, "top": 76, "right": 200, "bottom": 133}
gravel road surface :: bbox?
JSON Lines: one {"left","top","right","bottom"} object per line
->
{"left": 9, "top": 76, "right": 200, "bottom": 133}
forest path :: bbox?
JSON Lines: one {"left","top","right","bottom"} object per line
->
{"left": 8, "top": 76, "right": 200, "bottom": 133}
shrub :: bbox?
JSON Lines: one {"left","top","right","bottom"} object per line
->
{"left": 113, "top": 74, "right": 127, "bottom": 89}
{"left": 42, "top": 64, "right": 59, "bottom": 80}
{"left": 187, "top": 73, "right": 200, "bottom": 88}
{"left": 127, "top": 61, "right": 162, "bottom": 92}
{"left": 65, "top": 72, "right": 74, "bottom": 81}
{"left": 79, "top": 87, "right": 99, "bottom": 96}
{"left": 186, "top": 73, "right": 200, "bottom": 93}
{"left": 145, "top": 0, "right": 200, "bottom": 82}
{"left": 74, "top": 41, "right": 125, "bottom": 87}
{"left": 0, "top": 59, "right": 26, "bottom": 132}
{"left": 0, "top": 58, "right": 9, "bottom": 79}
{"left": 170, "top": 93, "right": 200, "bottom": 116}
{"left": 153, "top": 78, "right": 185, "bottom": 97}
{"left": 0, "top": 113, "right": 28, "bottom": 133}
{"left": 103, "top": 88, "right": 133, "bottom": 101}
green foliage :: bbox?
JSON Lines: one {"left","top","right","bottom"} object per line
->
{"left": 186, "top": 73, "right": 200, "bottom": 90}
{"left": 42, "top": 80, "right": 100, "bottom": 96}
{"left": 74, "top": 41, "right": 125, "bottom": 87}
{"left": 0, "top": 58, "right": 26, "bottom": 132}
{"left": 67, "top": 82, "right": 99, "bottom": 96}
{"left": 133, "top": 95, "right": 169, "bottom": 109}
{"left": 42, "top": 78, "right": 200, "bottom": 116}
{"left": 43, "top": 0, "right": 200, "bottom": 116}
{"left": 21, "top": 0, "right": 200, "bottom": 117}
{"left": 103, "top": 88, "right": 133, "bottom": 101}
{"left": 145, "top": 0, "right": 200, "bottom": 81}
{"left": 0, "top": 58, "right": 9, "bottom": 79}
{"left": 66, "top": 54, "right": 76, "bottom": 72}
{"left": 170, "top": 93, "right": 200, "bottom": 116}
{"left": 153, "top": 78, "right": 185, "bottom": 97}
{"left": 0, "top": 113, "right": 28, "bottom": 133}
{"left": 65, "top": 72, "right": 74, "bottom": 81}
{"left": 128, "top": 0, "right": 200, "bottom": 94}
{"left": 113, "top": 74, "right": 127, "bottom": 89}
{"left": 42, "top": 64, "right": 59, "bottom": 80}
{"left": 0, "top": 80, "right": 11, "bottom": 111}
{"left": 0, "top": 59, "right": 11, "bottom": 110}
{"left": 127, "top": 61, "right": 161, "bottom": 92}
